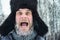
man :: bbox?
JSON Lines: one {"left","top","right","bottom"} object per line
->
{"left": 0, "top": 0, "right": 48, "bottom": 40}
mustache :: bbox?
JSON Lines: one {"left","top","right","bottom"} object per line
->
{"left": 19, "top": 19, "right": 28, "bottom": 23}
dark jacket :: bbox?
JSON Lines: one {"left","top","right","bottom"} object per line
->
{"left": 0, "top": 30, "right": 44, "bottom": 40}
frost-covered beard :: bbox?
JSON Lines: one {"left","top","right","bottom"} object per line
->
{"left": 12, "top": 24, "right": 37, "bottom": 40}
{"left": 15, "top": 24, "right": 34, "bottom": 36}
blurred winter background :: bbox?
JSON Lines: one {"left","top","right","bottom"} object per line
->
{"left": 0, "top": 0, "right": 60, "bottom": 40}
{"left": 0, "top": 0, "right": 11, "bottom": 25}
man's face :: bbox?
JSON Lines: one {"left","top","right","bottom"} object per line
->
{"left": 16, "top": 8, "right": 33, "bottom": 32}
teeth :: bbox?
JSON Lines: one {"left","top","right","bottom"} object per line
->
{"left": 20, "top": 22, "right": 28, "bottom": 26}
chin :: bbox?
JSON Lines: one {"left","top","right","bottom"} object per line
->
{"left": 15, "top": 24, "right": 34, "bottom": 36}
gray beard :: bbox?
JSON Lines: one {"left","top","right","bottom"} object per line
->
{"left": 15, "top": 24, "right": 35, "bottom": 36}
{"left": 11, "top": 24, "right": 37, "bottom": 40}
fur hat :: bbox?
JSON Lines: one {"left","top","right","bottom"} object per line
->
{"left": 0, "top": 0, "right": 48, "bottom": 37}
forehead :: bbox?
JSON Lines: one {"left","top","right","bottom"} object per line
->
{"left": 18, "top": 8, "right": 32, "bottom": 11}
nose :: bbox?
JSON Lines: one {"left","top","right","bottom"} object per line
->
{"left": 21, "top": 14, "right": 27, "bottom": 19}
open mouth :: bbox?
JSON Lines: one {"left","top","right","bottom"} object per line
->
{"left": 20, "top": 22, "right": 28, "bottom": 26}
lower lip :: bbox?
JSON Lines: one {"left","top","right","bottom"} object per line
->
{"left": 21, "top": 26, "right": 27, "bottom": 28}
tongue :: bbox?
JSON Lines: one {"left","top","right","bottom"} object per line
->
{"left": 22, "top": 23, "right": 27, "bottom": 26}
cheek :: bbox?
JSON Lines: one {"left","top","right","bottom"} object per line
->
{"left": 16, "top": 15, "right": 21, "bottom": 23}
{"left": 28, "top": 16, "right": 33, "bottom": 23}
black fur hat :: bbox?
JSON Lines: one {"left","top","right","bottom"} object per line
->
{"left": 0, "top": 0, "right": 48, "bottom": 37}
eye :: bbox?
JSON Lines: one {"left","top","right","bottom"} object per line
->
{"left": 18, "top": 12, "right": 22, "bottom": 15}
{"left": 26, "top": 11, "right": 31, "bottom": 15}
{"left": 26, "top": 12, "right": 29, "bottom": 15}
